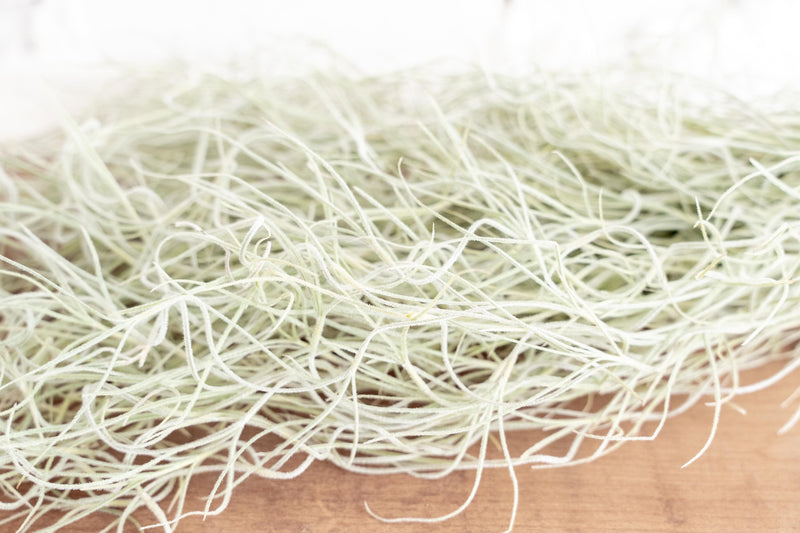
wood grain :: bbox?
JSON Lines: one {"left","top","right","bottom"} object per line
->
{"left": 6, "top": 361, "right": 799, "bottom": 532}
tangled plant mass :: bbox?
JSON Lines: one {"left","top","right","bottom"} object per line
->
{"left": 1, "top": 69, "right": 799, "bottom": 531}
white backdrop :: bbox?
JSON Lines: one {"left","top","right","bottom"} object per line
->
{"left": 1, "top": 0, "right": 798, "bottom": 140}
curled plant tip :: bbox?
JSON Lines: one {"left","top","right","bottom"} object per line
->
{"left": 1, "top": 67, "right": 799, "bottom": 532}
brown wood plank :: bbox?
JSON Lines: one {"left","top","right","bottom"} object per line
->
{"left": 5, "top": 361, "right": 799, "bottom": 532}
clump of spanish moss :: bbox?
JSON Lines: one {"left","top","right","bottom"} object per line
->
{"left": 1, "top": 68, "right": 799, "bottom": 532}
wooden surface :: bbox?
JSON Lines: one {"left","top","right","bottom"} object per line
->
{"left": 7, "top": 361, "right": 800, "bottom": 532}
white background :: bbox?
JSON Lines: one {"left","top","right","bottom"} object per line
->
{"left": 1, "top": 0, "right": 798, "bottom": 140}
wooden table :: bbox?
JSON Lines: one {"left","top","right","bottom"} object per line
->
{"left": 8, "top": 361, "right": 800, "bottom": 532}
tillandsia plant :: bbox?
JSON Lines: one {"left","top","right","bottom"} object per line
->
{"left": 1, "top": 67, "right": 799, "bottom": 532}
